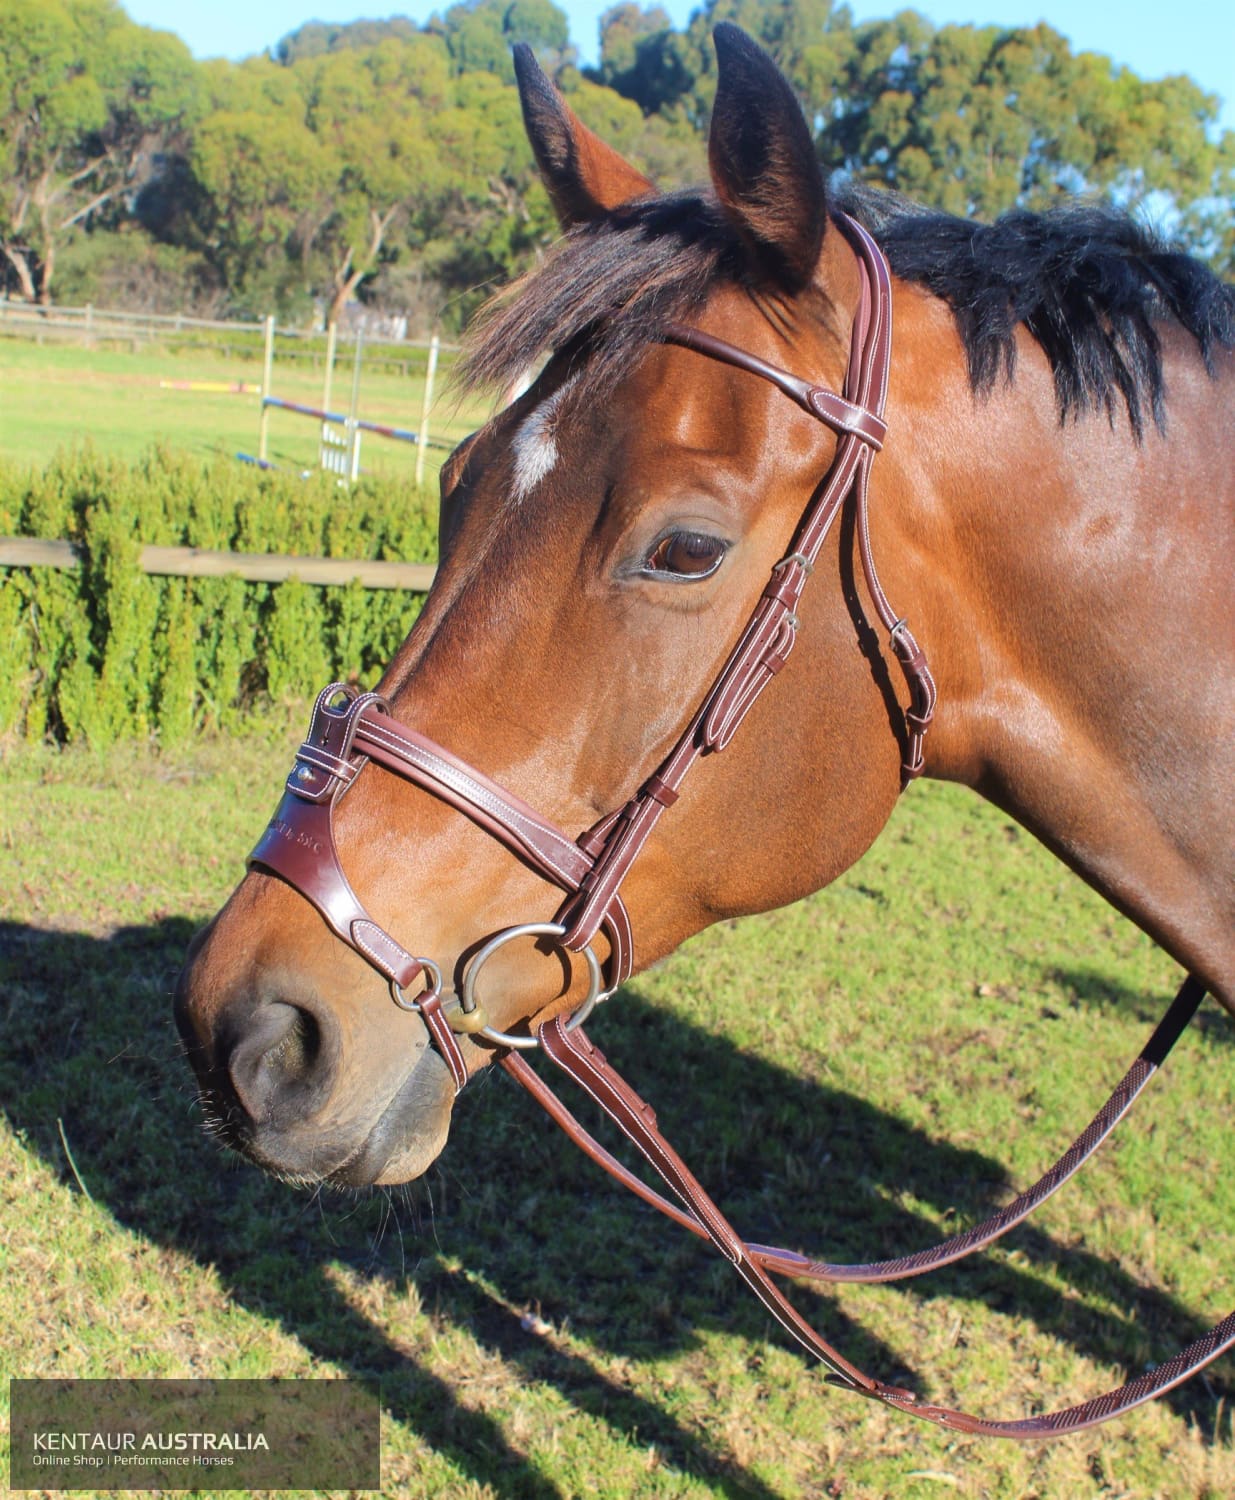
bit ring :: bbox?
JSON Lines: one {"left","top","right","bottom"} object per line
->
{"left": 459, "top": 922, "right": 603, "bottom": 1050}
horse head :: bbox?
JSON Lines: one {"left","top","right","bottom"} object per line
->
{"left": 175, "top": 27, "right": 918, "bottom": 1186}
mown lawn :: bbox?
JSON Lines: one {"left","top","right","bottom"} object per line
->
{"left": 0, "top": 336, "right": 492, "bottom": 482}
{"left": 1, "top": 720, "right": 1233, "bottom": 1498}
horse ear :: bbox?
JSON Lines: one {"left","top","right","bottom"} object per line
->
{"left": 708, "top": 24, "right": 827, "bottom": 289}
{"left": 513, "top": 43, "right": 655, "bottom": 227}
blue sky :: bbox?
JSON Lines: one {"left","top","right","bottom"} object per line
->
{"left": 121, "top": 0, "right": 1234, "bottom": 131}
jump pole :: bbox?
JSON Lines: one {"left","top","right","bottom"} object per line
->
{"left": 415, "top": 334, "right": 440, "bottom": 488}
{"left": 261, "top": 397, "right": 420, "bottom": 444}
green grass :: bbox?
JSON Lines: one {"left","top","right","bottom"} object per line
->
{"left": 0, "top": 336, "right": 493, "bottom": 482}
{"left": 2, "top": 722, "right": 1233, "bottom": 1498}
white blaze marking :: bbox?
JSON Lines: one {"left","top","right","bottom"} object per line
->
{"left": 510, "top": 377, "right": 576, "bottom": 501}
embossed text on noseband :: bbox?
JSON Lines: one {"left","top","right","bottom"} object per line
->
{"left": 267, "top": 817, "right": 323, "bottom": 857}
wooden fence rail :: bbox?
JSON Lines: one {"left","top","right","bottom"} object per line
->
{"left": 0, "top": 302, "right": 263, "bottom": 338}
{"left": 0, "top": 299, "right": 461, "bottom": 353}
{"left": 0, "top": 537, "right": 436, "bottom": 592}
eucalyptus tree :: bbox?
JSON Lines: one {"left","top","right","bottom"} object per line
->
{"left": 827, "top": 17, "right": 1231, "bottom": 220}
{"left": 0, "top": 0, "right": 196, "bottom": 303}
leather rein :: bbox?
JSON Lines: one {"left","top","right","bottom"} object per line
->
{"left": 248, "top": 214, "right": 1233, "bottom": 1437}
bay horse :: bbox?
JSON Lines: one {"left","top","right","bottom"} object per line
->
{"left": 176, "top": 26, "right": 1235, "bottom": 1437}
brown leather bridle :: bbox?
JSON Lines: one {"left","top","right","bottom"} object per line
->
{"left": 247, "top": 215, "right": 1233, "bottom": 1437}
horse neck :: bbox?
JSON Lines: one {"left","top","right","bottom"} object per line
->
{"left": 876, "top": 304, "right": 1235, "bottom": 1001}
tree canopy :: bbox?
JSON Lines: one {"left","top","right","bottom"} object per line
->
{"left": 1, "top": 0, "right": 1230, "bottom": 326}
{"left": 0, "top": 0, "right": 198, "bottom": 302}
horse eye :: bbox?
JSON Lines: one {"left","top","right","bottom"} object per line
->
{"left": 644, "top": 531, "right": 728, "bottom": 580}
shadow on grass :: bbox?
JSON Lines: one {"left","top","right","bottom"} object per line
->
{"left": 1, "top": 916, "right": 1230, "bottom": 1496}
{"left": 1048, "top": 965, "right": 1235, "bottom": 1046}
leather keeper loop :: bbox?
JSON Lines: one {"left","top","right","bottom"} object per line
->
{"left": 643, "top": 775, "right": 679, "bottom": 808}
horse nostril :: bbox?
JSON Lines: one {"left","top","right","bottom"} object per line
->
{"left": 225, "top": 1001, "right": 333, "bottom": 1125}
{"left": 269, "top": 1006, "right": 322, "bottom": 1073}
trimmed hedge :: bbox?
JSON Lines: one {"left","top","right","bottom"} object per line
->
{"left": 0, "top": 448, "right": 437, "bottom": 745}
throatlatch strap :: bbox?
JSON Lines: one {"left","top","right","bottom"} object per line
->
{"left": 507, "top": 977, "right": 1233, "bottom": 1438}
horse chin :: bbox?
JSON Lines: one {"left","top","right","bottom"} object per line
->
{"left": 323, "top": 1046, "right": 457, "bottom": 1188}
{"left": 369, "top": 1129, "right": 450, "bottom": 1186}
{"left": 321, "top": 1122, "right": 450, "bottom": 1190}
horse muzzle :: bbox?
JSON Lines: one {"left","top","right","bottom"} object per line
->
{"left": 173, "top": 912, "right": 458, "bottom": 1187}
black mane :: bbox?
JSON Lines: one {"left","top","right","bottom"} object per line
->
{"left": 840, "top": 182, "right": 1235, "bottom": 436}
{"left": 460, "top": 183, "right": 1235, "bottom": 437}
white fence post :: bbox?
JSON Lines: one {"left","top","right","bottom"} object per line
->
{"left": 258, "top": 314, "right": 275, "bottom": 463}
{"left": 319, "top": 320, "right": 339, "bottom": 474}
{"left": 415, "top": 333, "right": 440, "bottom": 489}
{"left": 346, "top": 324, "right": 364, "bottom": 483}
{"left": 322, "top": 319, "right": 338, "bottom": 416}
